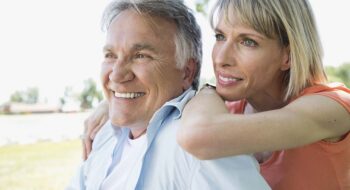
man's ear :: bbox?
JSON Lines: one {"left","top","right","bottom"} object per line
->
{"left": 182, "top": 59, "right": 197, "bottom": 90}
{"left": 280, "top": 46, "right": 291, "bottom": 71}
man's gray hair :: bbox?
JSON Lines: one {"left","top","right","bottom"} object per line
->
{"left": 102, "top": 0, "right": 202, "bottom": 89}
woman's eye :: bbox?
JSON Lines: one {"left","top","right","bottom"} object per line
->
{"left": 241, "top": 38, "right": 258, "bottom": 47}
{"left": 215, "top": 33, "right": 225, "bottom": 41}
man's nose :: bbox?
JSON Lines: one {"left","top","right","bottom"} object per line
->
{"left": 109, "top": 58, "right": 135, "bottom": 83}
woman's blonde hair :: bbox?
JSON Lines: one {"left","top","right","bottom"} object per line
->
{"left": 211, "top": 0, "right": 327, "bottom": 100}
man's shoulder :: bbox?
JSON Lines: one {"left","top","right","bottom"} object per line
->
{"left": 191, "top": 155, "right": 271, "bottom": 189}
{"left": 92, "top": 120, "right": 116, "bottom": 151}
{"left": 140, "top": 119, "right": 199, "bottom": 189}
{"left": 82, "top": 121, "right": 117, "bottom": 187}
{"left": 146, "top": 117, "right": 198, "bottom": 164}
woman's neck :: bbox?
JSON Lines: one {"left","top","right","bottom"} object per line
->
{"left": 246, "top": 89, "right": 288, "bottom": 112}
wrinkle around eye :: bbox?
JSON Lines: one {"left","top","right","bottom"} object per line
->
{"left": 134, "top": 51, "right": 155, "bottom": 60}
{"left": 241, "top": 38, "right": 258, "bottom": 47}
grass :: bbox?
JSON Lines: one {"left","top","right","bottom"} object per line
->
{"left": 0, "top": 140, "right": 82, "bottom": 190}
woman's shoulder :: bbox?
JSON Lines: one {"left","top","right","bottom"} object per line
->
{"left": 299, "top": 82, "right": 350, "bottom": 95}
{"left": 296, "top": 82, "right": 350, "bottom": 112}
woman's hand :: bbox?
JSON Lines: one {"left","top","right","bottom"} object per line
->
{"left": 82, "top": 100, "right": 109, "bottom": 160}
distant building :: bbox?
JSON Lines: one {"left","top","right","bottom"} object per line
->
{"left": 59, "top": 100, "right": 81, "bottom": 113}
{"left": 0, "top": 102, "right": 60, "bottom": 114}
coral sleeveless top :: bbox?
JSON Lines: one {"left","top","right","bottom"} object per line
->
{"left": 226, "top": 83, "right": 350, "bottom": 190}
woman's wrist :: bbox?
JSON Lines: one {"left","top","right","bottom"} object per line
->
{"left": 199, "top": 83, "right": 216, "bottom": 92}
{"left": 198, "top": 83, "right": 226, "bottom": 103}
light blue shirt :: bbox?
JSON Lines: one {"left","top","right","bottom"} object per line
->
{"left": 67, "top": 88, "right": 270, "bottom": 190}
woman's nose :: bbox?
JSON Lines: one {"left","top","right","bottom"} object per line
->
{"left": 213, "top": 42, "right": 236, "bottom": 68}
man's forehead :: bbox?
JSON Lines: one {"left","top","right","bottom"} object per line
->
{"left": 105, "top": 10, "right": 176, "bottom": 52}
{"left": 103, "top": 43, "right": 158, "bottom": 53}
{"left": 110, "top": 9, "right": 176, "bottom": 35}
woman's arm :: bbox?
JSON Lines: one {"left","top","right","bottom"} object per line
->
{"left": 83, "top": 100, "right": 109, "bottom": 160}
{"left": 178, "top": 88, "right": 350, "bottom": 160}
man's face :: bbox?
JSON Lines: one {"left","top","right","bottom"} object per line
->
{"left": 101, "top": 10, "right": 190, "bottom": 131}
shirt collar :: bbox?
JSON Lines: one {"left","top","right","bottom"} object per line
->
{"left": 150, "top": 87, "right": 196, "bottom": 122}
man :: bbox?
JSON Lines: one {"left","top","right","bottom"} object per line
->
{"left": 67, "top": 0, "right": 270, "bottom": 189}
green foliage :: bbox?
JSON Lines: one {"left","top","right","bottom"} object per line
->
{"left": 325, "top": 63, "right": 350, "bottom": 87}
{"left": 10, "top": 87, "right": 39, "bottom": 104}
{"left": 195, "top": 0, "right": 210, "bottom": 15}
{"left": 79, "top": 78, "right": 103, "bottom": 109}
{"left": 10, "top": 91, "right": 24, "bottom": 103}
{"left": 60, "top": 86, "right": 77, "bottom": 105}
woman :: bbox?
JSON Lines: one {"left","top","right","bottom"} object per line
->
{"left": 83, "top": 0, "right": 350, "bottom": 189}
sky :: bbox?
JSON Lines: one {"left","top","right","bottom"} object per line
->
{"left": 0, "top": 0, "right": 349, "bottom": 104}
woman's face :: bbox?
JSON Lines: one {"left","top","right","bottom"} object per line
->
{"left": 212, "top": 15, "right": 290, "bottom": 102}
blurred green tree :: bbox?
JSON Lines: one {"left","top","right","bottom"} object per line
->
{"left": 79, "top": 78, "right": 103, "bottom": 109}
{"left": 325, "top": 63, "right": 350, "bottom": 87}
{"left": 10, "top": 91, "right": 24, "bottom": 103}
{"left": 10, "top": 87, "right": 39, "bottom": 104}
{"left": 195, "top": 0, "right": 210, "bottom": 15}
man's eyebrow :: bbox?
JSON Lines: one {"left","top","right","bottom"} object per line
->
{"left": 102, "top": 43, "right": 158, "bottom": 53}
{"left": 131, "top": 43, "right": 157, "bottom": 53}
{"left": 102, "top": 45, "right": 112, "bottom": 52}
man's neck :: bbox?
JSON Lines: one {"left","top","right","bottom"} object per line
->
{"left": 130, "top": 127, "right": 147, "bottom": 139}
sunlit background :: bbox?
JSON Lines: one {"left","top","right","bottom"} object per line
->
{"left": 0, "top": 0, "right": 349, "bottom": 105}
{"left": 0, "top": 0, "right": 349, "bottom": 189}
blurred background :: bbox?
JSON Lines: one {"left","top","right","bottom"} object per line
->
{"left": 0, "top": 0, "right": 349, "bottom": 189}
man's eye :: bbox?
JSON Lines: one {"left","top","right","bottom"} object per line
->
{"left": 241, "top": 38, "right": 258, "bottom": 47}
{"left": 214, "top": 33, "right": 225, "bottom": 41}
{"left": 134, "top": 53, "right": 152, "bottom": 61}
{"left": 104, "top": 53, "right": 115, "bottom": 59}
{"left": 135, "top": 53, "right": 146, "bottom": 59}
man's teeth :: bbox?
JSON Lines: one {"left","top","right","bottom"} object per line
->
{"left": 219, "top": 75, "right": 241, "bottom": 82}
{"left": 114, "top": 92, "right": 144, "bottom": 99}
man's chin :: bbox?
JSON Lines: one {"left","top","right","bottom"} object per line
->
{"left": 110, "top": 116, "right": 141, "bottom": 127}
{"left": 110, "top": 118, "right": 130, "bottom": 127}
{"left": 109, "top": 110, "right": 132, "bottom": 126}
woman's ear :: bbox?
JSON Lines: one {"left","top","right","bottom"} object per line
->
{"left": 182, "top": 59, "right": 197, "bottom": 90}
{"left": 280, "top": 46, "right": 291, "bottom": 71}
